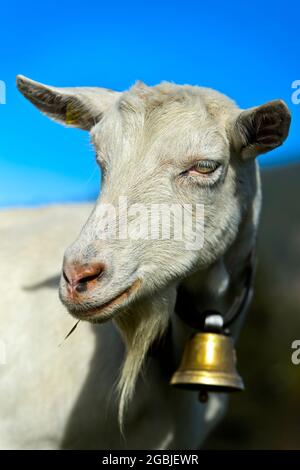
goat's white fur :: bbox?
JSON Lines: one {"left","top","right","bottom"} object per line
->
{"left": 0, "top": 77, "right": 290, "bottom": 448}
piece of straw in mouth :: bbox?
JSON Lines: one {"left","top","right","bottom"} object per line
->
{"left": 58, "top": 320, "right": 80, "bottom": 347}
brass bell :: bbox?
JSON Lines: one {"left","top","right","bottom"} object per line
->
{"left": 171, "top": 331, "right": 244, "bottom": 397}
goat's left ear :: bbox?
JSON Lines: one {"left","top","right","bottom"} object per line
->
{"left": 232, "top": 100, "right": 291, "bottom": 159}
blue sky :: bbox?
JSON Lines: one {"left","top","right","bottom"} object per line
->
{"left": 0, "top": 0, "right": 299, "bottom": 207}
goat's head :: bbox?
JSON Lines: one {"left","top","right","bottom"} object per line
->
{"left": 17, "top": 76, "right": 291, "bottom": 422}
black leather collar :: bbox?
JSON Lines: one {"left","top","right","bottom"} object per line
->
{"left": 174, "top": 249, "right": 255, "bottom": 332}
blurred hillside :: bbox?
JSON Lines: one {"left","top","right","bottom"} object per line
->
{"left": 205, "top": 163, "right": 300, "bottom": 449}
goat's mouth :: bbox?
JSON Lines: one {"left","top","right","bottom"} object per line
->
{"left": 65, "top": 278, "right": 142, "bottom": 322}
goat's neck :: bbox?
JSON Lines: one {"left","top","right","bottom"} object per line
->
{"left": 170, "top": 206, "right": 258, "bottom": 364}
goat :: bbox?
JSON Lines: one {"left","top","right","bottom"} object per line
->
{"left": 0, "top": 76, "right": 290, "bottom": 449}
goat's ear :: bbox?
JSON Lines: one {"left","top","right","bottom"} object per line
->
{"left": 232, "top": 100, "right": 291, "bottom": 159}
{"left": 16, "top": 75, "right": 120, "bottom": 131}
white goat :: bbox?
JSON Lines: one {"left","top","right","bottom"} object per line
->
{"left": 0, "top": 77, "right": 290, "bottom": 449}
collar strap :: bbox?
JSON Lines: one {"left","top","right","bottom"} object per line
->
{"left": 175, "top": 249, "right": 255, "bottom": 332}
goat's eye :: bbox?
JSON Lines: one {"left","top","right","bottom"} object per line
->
{"left": 184, "top": 160, "right": 220, "bottom": 176}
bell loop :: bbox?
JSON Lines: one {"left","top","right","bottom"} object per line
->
{"left": 204, "top": 313, "right": 224, "bottom": 333}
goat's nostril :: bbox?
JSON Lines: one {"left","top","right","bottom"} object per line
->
{"left": 75, "top": 281, "right": 88, "bottom": 293}
{"left": 75, "top": 272, "right": 102, "bottom": 293}
{"left": 63, "top": 262, "right": 105, "bottom": 293}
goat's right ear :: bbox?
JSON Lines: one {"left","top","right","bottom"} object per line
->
{"left": 232, "top": 100, "right": 291, "bottom": 160}
{"left": 16, "top": 75, "right": 120, "bottom": 131}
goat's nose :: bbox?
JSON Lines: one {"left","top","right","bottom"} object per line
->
{"left": 63, "top": 262, "right": 105, "bottom": 294}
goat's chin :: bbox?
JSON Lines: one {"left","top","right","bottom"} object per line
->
{"left": 113, "top": 287, "right": 176, "bottom": 431}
